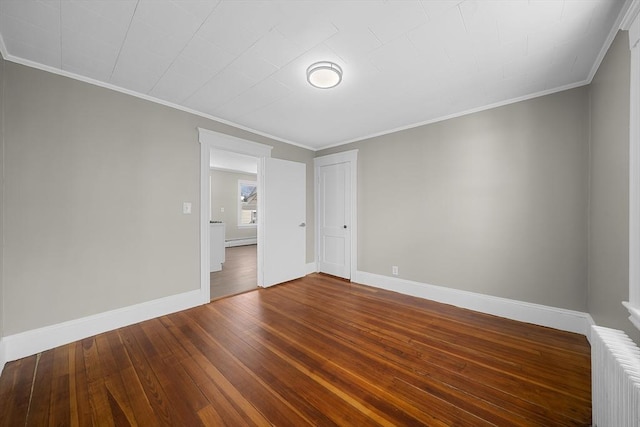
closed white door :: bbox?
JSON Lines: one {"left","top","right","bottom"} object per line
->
{"left": 318, "top": 162, "right": 351, "bottom": 279}
{"left": 259, "top": 157, "right": 306, "bottom": 287}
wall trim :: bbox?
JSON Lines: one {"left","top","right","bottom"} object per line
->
{"left": 225, "top": 238, "right": 257, "bottom": 247}
{"left": 1, "top": 289, "right": 202, "bottom": 370}
{"left": 0, "top": 51, "right": 313, "bottom": 151}
{"left": 354, "top": 271, "right": 594, "bottom": 337}
{"left": 621, "top": 0, "right": 640, "bottom": 31}
{"left": 626, "top": 4, "right": 640, "bottom": 333}
{"left": 199, "top": 129, "right": 274, "bottom": 294}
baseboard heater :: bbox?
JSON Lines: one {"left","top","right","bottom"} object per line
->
{"left": 225, "top": 237, "right": 257, "bottom": 247}
{"left": 591, "top": 325, "right": 640, "bottom": 426}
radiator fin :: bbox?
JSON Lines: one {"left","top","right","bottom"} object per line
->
{"left": 591, "top": 326, "right": 640, "bottom": 427}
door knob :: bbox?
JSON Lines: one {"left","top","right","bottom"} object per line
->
{"left": 343, "top": 225, "right": 347, "bottom": 229}
{"left": 299, "top": 222, "right": 306, "bottom": 227}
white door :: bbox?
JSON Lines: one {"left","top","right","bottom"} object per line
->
{"left": 318, "top": 162, "right": 351, "bottom": 279}
{"left": 259, "top": 157, "right": 306, "bottom": 287}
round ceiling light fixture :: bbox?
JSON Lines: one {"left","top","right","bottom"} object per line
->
{"left": 306, "top": 61, "right": 343, "bottom": 89}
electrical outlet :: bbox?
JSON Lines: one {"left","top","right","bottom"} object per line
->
{"left": 392, "top": 266, "right": 399, "bottom": 276}
{"left": 220, "top": 207, "right": 225, "bottom": 212}
{"left": 183, "top": 202, "right": 192, "bottom": 214}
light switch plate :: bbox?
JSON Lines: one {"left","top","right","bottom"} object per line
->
{"left": 183, "top": 202, "right": 192, "bottom": 214}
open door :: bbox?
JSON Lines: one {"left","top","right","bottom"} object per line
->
{"left": 259, "top": 157, "right": 306, "bottom": 287}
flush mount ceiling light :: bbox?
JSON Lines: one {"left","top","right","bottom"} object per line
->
{"left": 306, "top": 61, "right": 343, "bottom": 89}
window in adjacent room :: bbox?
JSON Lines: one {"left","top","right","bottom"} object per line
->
{"left": 238, "top": 180, "right": 257, "bottom": 226}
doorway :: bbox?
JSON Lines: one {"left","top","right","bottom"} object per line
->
{"left": 209, "top": 149, "right": 259, "bottom": 300}
{"left": 314, "top": 150, "right": 358, "bottom": 280}
{"left": 198, "top": 128, "right": 308, "bottom": 303}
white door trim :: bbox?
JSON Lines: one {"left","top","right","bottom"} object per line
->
{"left": 198, "top": 128, "right": 273, "bottom": 302}
{"left": 314, "top": 150, "right": 358, "bottom": 280}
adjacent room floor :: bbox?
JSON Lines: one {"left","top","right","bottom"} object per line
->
{"left": 210, "top": 244, "right": 257, "bottom": 300}
{"left": 0, "top": 273, "right": 592, "bottom": 426}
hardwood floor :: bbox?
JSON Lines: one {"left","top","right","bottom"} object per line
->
{"left": 210, "top": 245, "right": 257, "bottom": 301}
{"left": 0, "top": 274, "right": 592, "bottom": 426}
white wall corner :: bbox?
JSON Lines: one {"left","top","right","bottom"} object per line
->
{"left": 354, "top": 271, "right": 594, "bottom": 337}
{"left": 306, "top": 262, "right": 318, "bottom": 275}
{"left": 2, "top": 289, "right": 204, "bottom": 365}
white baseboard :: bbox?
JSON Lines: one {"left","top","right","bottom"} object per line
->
{"left": 0, "top": 338, "right": 6, "bottom": 377}
{"left": 1, "top": 289, "right": 203, "bottom": 373}
{"left": 354, "top": 271, "right": 594, "bottom": 337}
{"left": 225, "top": 238, "right": 257, "bottom": 247}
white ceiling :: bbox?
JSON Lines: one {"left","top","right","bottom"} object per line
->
{"left": 0, "top": 0, "right": 629, "bottom": 150}
{"left": 210, "top": 148, "right": 258, "bottom": 174}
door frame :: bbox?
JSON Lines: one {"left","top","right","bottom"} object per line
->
{"left": 314, "top": 150, "right": 358, "bottom": 281}
{"left": 198, "top": 128, "right": 273, "bottom": 303}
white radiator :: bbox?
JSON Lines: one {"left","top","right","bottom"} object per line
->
{"left": 591, "top": 326, "right": 640, "bottom": 427}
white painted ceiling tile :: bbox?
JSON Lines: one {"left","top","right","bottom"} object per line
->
{"left": 526, "top": 0, "right": 565, "bottom": 29}
{"left": 124, "top": 16, "right": 191, "bottom": 59}
{"left": 134, "top": 0, "right": 204, "bottom": 35}
{"left": 246, "top": 29, "right": 306, "bottom": 68}
{"left": 418, "top": 0, "right": 461, "bottom": 21}
{"left": 170, "top": 0, "right": 221, "bottom": 21}
{"left": 61, "top": 1, "right": 132, "bottom": 47}
{"left": 275, "top": 0, "right": 335, "bottom": 23}
{"left": 328, "top": 1, "right": 385, "bottom": 33}
{"left": 110, "top": 47, "right": 172, "bottom": 93}
{"left": 61, "top": 26, "right": 120, "bottom": 66}
{"left": 184, "top": 67, "right": 255, "bottom": 112}
{"left": 218, "top": 77, "right": 291, "bottom": 120}
{"left": 150, "top": 59, "right": 213, "bottom": 104}
{"left": 275, "top": 18, "right": 338, "bottom": 51}
{"left": 196, "top": 0, "right": 283, "bottom": 56}
{"left": 179, "top": 35, "right": 235, "bottom": 74}
{"left": 64, "top": 0, "right": 136, "bottom": 26}
{"left": 62, "top": 50, "right": 113, "bottom": 82}
{"left": 477, "top": 36, "right": 527, "bottom": 68}
{"left": 0, "top": 0, "right": 60, "bottom": 34}
{"left": 554, "top": 14, "right": 595, "bottom": 44}
{"left": 368, "top": 35, "right": 427, "bottom": 74}
{"left": 408, "top": 24, "right": 450, "bottom": 72}
{"left": 325, "top": 26, "right": 382, "bottom": 63}
{"left": 415, "top": 5, "right": 473, "bottom": 63}
{"left": 459, "top": 0, "right": 500, "bottom": 41}
{"left": 1, "top": 34, "right": 61, "bottom": 68}
{"left": 368, "top": 0, "right": 428, "bottom": 44}
{"left": 226, "top": 52, "right": 279, "bottom": 83}
{"left": 0, "top": 13, "right": 60, "bottom": 61}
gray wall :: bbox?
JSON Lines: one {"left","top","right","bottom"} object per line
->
{"left": 2, "top": 61, "right": 314, "bottom": 335}
{"left": 319, "top": 88, "right": 590, "bottom": 311}
{"left": 210, "top": 169, "right": 258, "bottom": 241}
{"left": 588, "top": 31, "right": 639, "bottom": 343}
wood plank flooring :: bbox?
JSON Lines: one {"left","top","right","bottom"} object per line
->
{"left": 210, "top": 245, "right": 257, "bottom": 301}
{"left": 0, "top": 274, "right": 592, "bottom": 426}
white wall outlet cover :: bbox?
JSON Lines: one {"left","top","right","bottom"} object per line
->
{"left": 183, "top": 202, "right": 192, "bottom": 214}
{"left": 220, "top": 207, "right": 224, "bottom": 212}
